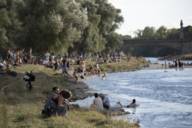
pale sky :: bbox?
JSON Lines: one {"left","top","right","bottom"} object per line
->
{"left": 108, "top": 0, "right": 192, "bottom": 36}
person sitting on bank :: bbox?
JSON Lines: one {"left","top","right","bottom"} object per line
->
{"left": 127, "top": 99, "right": 138, "bottom": 108}
{"left": 56, "top": 90, "right": 70, "bottom": 116}
{"left": 91, "top": 93, "right": 104, "bottom": 111}
{"left": 49, "top": 87, "right": 60, "bottom": 101}
{"left": 42, "top": 88, "right": 71, "bottom": 117}
{"left": 42, "top": 87, "right": 60, "bottom": 117}
{"left": 101, "top": 94, "right": 110, "bottom": 110}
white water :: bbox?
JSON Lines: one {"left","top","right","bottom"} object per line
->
{"left": 76, "top": 68, "right": 192, "bottom": 128}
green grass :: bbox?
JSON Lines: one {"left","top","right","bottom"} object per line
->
{"left": 100, "top": 57, "right": 147, "bottom": 72}
{"left": 0, "top": 103, "right": 138, "bottom": 128}
{"left": 12, "top": 64, "right": 57, "bottom": 76}
{"left": 0, "top": 64, "right": 139, "bottom": 128}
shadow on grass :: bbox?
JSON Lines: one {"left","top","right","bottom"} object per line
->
{"left": 0, "top": 69, "right": 90, "bottom": 105}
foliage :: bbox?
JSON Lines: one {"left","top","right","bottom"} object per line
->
{"left": 156, "top": 26, "right": 167, "bottom": 39}
{"left": 17, "top": 0, "right": 88, "bottom": 53}
{"left": 74, "top": 0, "right": 123, "bottom": 54}
{"left": 0, "top": 0, "right": 22, "bottom": 49}
{"left": 134, "top": 25, "right": 192, "bottom": 41}
{"left": 106, "top": 33, "right": 123, "bottom": 53}
{"left": 0, "top": 0, "right": 123, "bottom": 54}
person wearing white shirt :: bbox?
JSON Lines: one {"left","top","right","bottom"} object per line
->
{"left": 92, "top": 93, "right": 104, "bottom": 111}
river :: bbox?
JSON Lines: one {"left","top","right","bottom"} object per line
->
{"left": 75, "top": 68, "right": 192, "bottom": 128}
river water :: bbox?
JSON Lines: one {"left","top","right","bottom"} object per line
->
{"left": 76, "top": 68, "right": 192, "bottom": 128}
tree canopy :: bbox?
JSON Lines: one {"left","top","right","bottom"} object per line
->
{"left": 134, "top": 25, "right": 192, "bottom": 41}
{"left": 0, "top": 0, "right": 123, "bottom": 54}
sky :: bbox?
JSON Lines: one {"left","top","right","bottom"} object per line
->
{"left": 108, "top": 0, "right": 192, "bottom": 36}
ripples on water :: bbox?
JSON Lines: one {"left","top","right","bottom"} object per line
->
{"left": 80, "top": 68, "right": 192, "bottom": 128}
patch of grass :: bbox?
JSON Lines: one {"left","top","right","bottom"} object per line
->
{"left": 0, "top": 105, "right": 8, "bottom": 128}
{"left": 100, "top": 57, "right": 147, "bottom": 72}
{"left": 11, "top": 64, "right": 57, "bottom": 76}
{"left": 2, "top": 103, "right": 138, "bottom": 128}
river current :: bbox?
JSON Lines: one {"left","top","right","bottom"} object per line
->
{"left": 76, "top": 68, "right": 192, "bottom": 128}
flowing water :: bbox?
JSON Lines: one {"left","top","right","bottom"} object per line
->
{"left": 76, "top": 68, "right": 192, "bottom": 128}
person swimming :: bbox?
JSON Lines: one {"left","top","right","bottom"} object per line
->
{"left": 127, "top": 99, "right": 138, "bottom": 108}
{"left": 101, "top": 72, "right": 107, "bottom": 80}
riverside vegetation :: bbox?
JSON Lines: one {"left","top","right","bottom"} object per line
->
{"left": 0, "top": 57, "right": 146, "bottom": 128}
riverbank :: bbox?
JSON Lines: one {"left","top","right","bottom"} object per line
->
{"left": 100, "top": 57, "right": 148, "bottom": 73}
{"left": 0, "top": 59, "right": 145, "bottom": 128}
{"left": 0, "top": 103, "right": 139, "bottom": 128}
{"left": 83, "top": 68, "right": 192, "bottom": 128}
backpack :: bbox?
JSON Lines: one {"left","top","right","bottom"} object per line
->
{"left": 42, "top": 99, "right": 57, "bottom": 117}
{"left": 30, "top": 73, "right": 35, "bottom": 81}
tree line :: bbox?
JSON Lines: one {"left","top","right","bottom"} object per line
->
{"left": 0, "top": 0, "right": 123, "bottom": 55}
{"left": 133, "top": 25, "right": 192, "bottom": 41}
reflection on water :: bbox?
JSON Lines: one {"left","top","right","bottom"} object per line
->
{"left": 76, "top": 68, "right": 192, "bottom": 128}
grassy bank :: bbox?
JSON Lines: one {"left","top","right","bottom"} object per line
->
{"left": 0, "top": 103, "right": 138, "bottom": 128}
{"left": 0, "top": 64, "right": 139, "bottom": 128}
{"left": 100, "top": 57, "right": 147, "bottom": 72}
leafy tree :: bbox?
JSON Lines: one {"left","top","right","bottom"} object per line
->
{"left": 0, "top": 0, "right": 124, "bottom": 55}
{"left": 155, "top": 26, "right": 167, "bottom": 39}
{"left": 106, "top": 33, "right": 123, "bottom": 53}
{"left": 134, "top": 29, "right": 143, "bottom": 39}
{"left": 78, "top": 0, "right": 123, "bottom": 54}
{"left": 18, "top": 0, "right": 88, "bottom": 53}
{"left": 0, "top": 0, "right": 22, "bottom": 49}
{"left": 142, "top": 27, "right": 156, "bottom": 39}
{"left": 166, "top": 28, "right": 179, "bottom": 40}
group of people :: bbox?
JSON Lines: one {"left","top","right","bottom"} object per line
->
{"left": 1, "top": 49, "right": 124, "bottom": 83}
{"left": 91, "top": 93, "right": 138, "bottom": 112}
{"left": 42, "top": 87, "right": 71, "bottom": 117}
{"left": 41, "top": 52, "right": 106, "bottom": 82}
{"left": 43, "top": 52, "right": 71, "bottom": 74}
{"left": 166, "top": 59, "right": 184, "bottom": 69}
{"left": 7, "top": 48, "right": 33, "bottom": 66}
{"left": 91, "top": 93, "right": 110, "bottom": 111}
{"left": 0, "top": 48, "right": 34, "bottom": 72}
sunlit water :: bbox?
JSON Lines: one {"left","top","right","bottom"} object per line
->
{"left": 75, "top": 68, "right": 192, "bottom": 128}
{"left": 145, "top": 57, "right": 192, "bottom": 65}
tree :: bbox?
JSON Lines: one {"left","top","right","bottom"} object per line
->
{"left": 142, "top": 27, "right": 156, "bottom": 39}
{"left": 156, "top": 26, "right": 167, "bottom": 39}
{"left": 134, "top": 29, "right": 143, "bottom": 39}
{"left": 0, "top": 0, "right": 22, "bottom": 49}
{"left": 78, "top": 0, "right": 123, "bottom": 54}
{"left": 18, "top": 0, "right": 88, "bottom": 54}
{"left": 167, "top": 28, "right": 179, "bottom": 40}
{"left": 106, "top": 33, "right": 123, "bottom": 52}
{"left": 0, "top": 0, "right": 124, "bottom": 54}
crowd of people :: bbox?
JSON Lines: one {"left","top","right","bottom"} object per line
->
{"left": 0, "top": 48, "right": 34, "bottom": 71}
{"left": 0, "top": 48, "right": 124, "bottom": 77}
{"left": 1, "top": 48, "right": 139, "bottom": 118}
